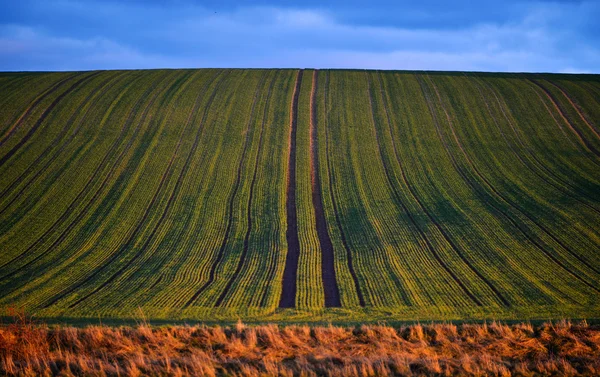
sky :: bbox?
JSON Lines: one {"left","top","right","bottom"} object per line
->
{"left": 0, "top": 0, "right": 598, "bottom": 73}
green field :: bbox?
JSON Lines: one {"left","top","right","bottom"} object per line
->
{"left": 0, "top": 69, "right": 598, "bottom": 323}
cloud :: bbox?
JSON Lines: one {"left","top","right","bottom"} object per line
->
{"left": 0, "top": 24, "right": 192, "bottom": 70}
{"left": 0, "top": 1, "right": 598, "bottom": 72}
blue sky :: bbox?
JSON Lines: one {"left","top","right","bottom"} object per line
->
{"left": 0, "top": 0, "right": 598, "bottom": 72}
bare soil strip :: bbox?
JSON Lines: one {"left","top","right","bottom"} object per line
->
{"left": 216, "top": 71, "right": 279, "bottom": 307}
{"left": 323, "top": 71, "right": 365, "bottom": 307}
{"left": 528, "top": 79, "right": 600, "bottom": 159}
{"left": 371, "top": 72, "right": 484, "bottom": 307}
{"left": 0, "top": 72, "right": 80, "bottom": 146}
{"left": 0, "top": 72, "right": 157, "bottom": 277}
{"left": 422, "top": 75, "right": 600, "bottom": 288}
{"left": 278, "top": 70, "right": 303, "bottom": 308}
{"left": 0, "top": 72, "right": 101, "bottom": 169}
{"left": 309, "top": 71, "right": 341, "bottom": 308}
{"left": 178, "top": 71, "right": 268, "bottom": 308}
{"left": 0, "top": 72, "right": 126, "bottom": 214}
{"left": 416, "top": 75, "right": 511, "bottom": 307}
{"left": 64, "top": 72, "right": 225, "bottom": 309}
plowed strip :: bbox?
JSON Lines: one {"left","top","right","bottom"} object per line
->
{"left": 372, "top": 72, "right": 485, "bottom": 307}
{"left": 309, "top": 70, "right": 341, "bottom": 308}
{"left": 180, "top": 71, "right": 268, "bottom": 308}
{"left": 0, "top": 72, "right": 101, "bottom": 168}
{"left": 215, "top": 71, "right": 278, "bottom": 307}
{"left": 323, "top": 71, "right": 365, "bottom": 307}
{"left": 278, "top": 70, "right": 303, "bottom": 308}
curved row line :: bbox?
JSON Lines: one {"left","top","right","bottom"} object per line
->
{"left": 0, "top": 72, "right": 81, "bottom": 147}
{"left": 421, "top": 74, "right": 600, "bottom": 286}
{"left": 37, "top": 71, "right": 196, "bottom": 308}
{"left": 0, "top": 72, "right": 102, "bottom": 169}
{"left": 323, "top": 71, "right": 366, "bottom": 307}
{"left": 0, "top": 72, "right": 127, "bottom": 215}
{"left": 474, "top": 76, "right": 600, "bottom": 212}
{"left": 527, "top": 79, "right": 600, "bottom": 161}
{"left": 13, "top": 71, "right": 179, "bottom": 301}
{"left": 542, "top": 79, "right": 599, "bottom": 138}
{"left": 468, "top": 77, "right": 600, "bottom": 217}
{"left": 66, "top": 71, "right": 224, "bottom": 309}
{"left": 463, "top": 75, "right": 600, "bottom": 294}
{"left": 180, "top": 71, "right": 270, "bottom": 308}
{"left": 0, "top": 71, "right": 155, "bottom": 276}
{"left": 371, "top": 72, "right": 492, "bottom": 307}
{"left": 214, "top": 71, "right": 280, "bottom": 307}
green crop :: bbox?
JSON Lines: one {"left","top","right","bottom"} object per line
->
{"left": 0, "top": 69, "right": 598, "bottom": 323}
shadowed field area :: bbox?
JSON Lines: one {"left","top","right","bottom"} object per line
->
{"left": 1, "top": 314, "right": 599, "bottom": 376}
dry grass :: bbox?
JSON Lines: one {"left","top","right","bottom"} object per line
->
{"left": 1, "top": 312, "right": 599, "bottom": 376}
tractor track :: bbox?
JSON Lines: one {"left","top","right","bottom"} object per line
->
{"left": 278, "top": 69, "right": 304, "bottom": 308}
{"left": 310, "top": 70, "right": 341, "bottom": 308}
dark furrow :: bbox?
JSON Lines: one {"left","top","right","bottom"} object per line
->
{"left": 37, "top": 71, "right": 196, "bottom": 308}
{"left": 477, "top": 76, "right": 600, "bottom": 211}
{"left": 214, "top": 71, "right": 278, "bottom": 308}
{"left": 178, "top": 71, "right": 268, "bottom": 308}
{"left": 527, "top": 79, "right": 600, "bottom": 160}
{"left": 465, "top": 76, "right": 600, "bottom": 293}
{"left": 372, "top": 72, "right": 486, "bottom": 307}
{"left": 0, "top": 71, "right": 102, "bottom": 168}
{"left": 148, "top": 275, "right": 163, "bottom": 291}
{"left": 322, "top": 71, "right": 366, "bottom": 307}
{"left": 0, "top": 72, "right": 80, "bottom": 146}
{"left": 278, "top": 69, "right": 303, "bottom": 308}
{"left": 468, "top": 77, "right": 600, "bottom": 217}
{"left": 67, "top": 71, "right": 223, "bottom": 309}
{"left": 422, "top": 74, "right": 600, "bottom": 280}
{"left": 309, "top": 70, "right": 341, "bottom": 308}
{"left": 0, "top": 71, "right": 156, "bottom": 276}
{"left": 416, "top": 74, "right": 515, "bottom": 306}
{"left": 0, "top": 72, "right": 126, "bottom": 214}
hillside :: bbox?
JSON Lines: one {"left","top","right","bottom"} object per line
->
{"left": 0, "top": 69, "right": 598, "bottom": 322}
